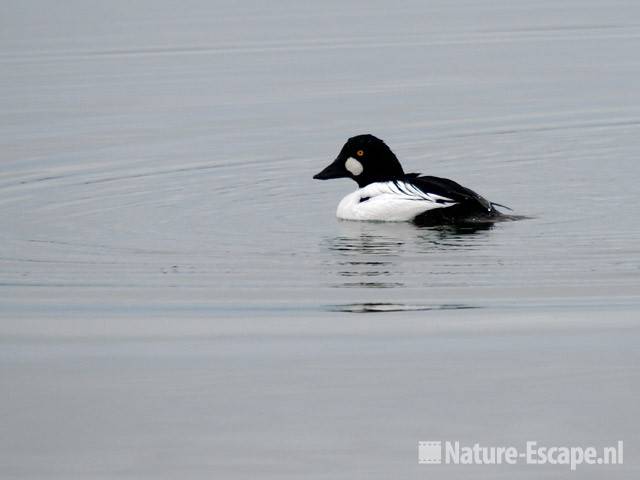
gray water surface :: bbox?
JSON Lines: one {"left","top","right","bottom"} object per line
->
{"left": 1, "top": 1, "right": 640, "bottom": 478}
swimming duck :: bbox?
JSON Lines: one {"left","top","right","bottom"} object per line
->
{"left": 313, "top": 134, "right": 510, "bottom": 226}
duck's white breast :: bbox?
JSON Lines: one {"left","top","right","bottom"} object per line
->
{"left": 336, "top": 181, "right": 456, "bottom": 222}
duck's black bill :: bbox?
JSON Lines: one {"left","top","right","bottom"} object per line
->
{"left": 313, "top": 158, "right": 346, "bottom": 180}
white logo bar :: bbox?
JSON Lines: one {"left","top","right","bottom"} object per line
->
{"left": 419, "top": 440, "right": 623, "bottom": 471}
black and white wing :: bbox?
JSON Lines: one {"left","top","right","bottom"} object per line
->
{"left": 411, "top": 175, "right": 494, "bottom": 212}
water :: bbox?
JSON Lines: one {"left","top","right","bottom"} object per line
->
{"left": 1, "top": 1, "right": 640, "bottom": 478}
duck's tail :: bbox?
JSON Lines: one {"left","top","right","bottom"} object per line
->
{"left": 490, "top": 202, "right": 531, "bottom": 222}
{"left": 491, "top": 202, "right": 513, "bottom": 211}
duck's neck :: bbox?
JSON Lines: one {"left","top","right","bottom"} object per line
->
{"left": 355, "top": 173, "right": 404, "bottom": 188}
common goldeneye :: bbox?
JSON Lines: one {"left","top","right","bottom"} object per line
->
{"left": 313, "top": 134, "right": 510, "bottom": 226}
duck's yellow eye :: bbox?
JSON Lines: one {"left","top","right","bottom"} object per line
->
{"left": 356, "top": 149, "right": 364, "bottom": 157}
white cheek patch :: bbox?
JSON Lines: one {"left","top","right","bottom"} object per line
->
{"left": 345, "top": 157, "right": 364, "bottom": 176}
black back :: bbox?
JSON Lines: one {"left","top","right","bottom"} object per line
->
{"left": 410, "top": 175, "right": 493, "bottom": 211}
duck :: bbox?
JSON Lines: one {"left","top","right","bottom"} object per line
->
{"left": 313, "top": 134, "right": 511, "bottom": 226}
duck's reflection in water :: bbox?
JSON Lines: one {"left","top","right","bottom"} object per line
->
{"left": 326, "top": 223, "right": 404, "bottom": 288}
{"left": 327, "top": 303, "right": 479, "bottom": 313}
{"left": 322, "top": 221, "right": 494, "bottom": 309}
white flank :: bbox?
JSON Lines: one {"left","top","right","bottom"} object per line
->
{"left": 336, "top": 181, "right": 457, "bottom": 222}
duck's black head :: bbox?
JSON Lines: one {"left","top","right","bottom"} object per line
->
{"left": 313, "top": 134, "right": 405, "bottom": 188}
